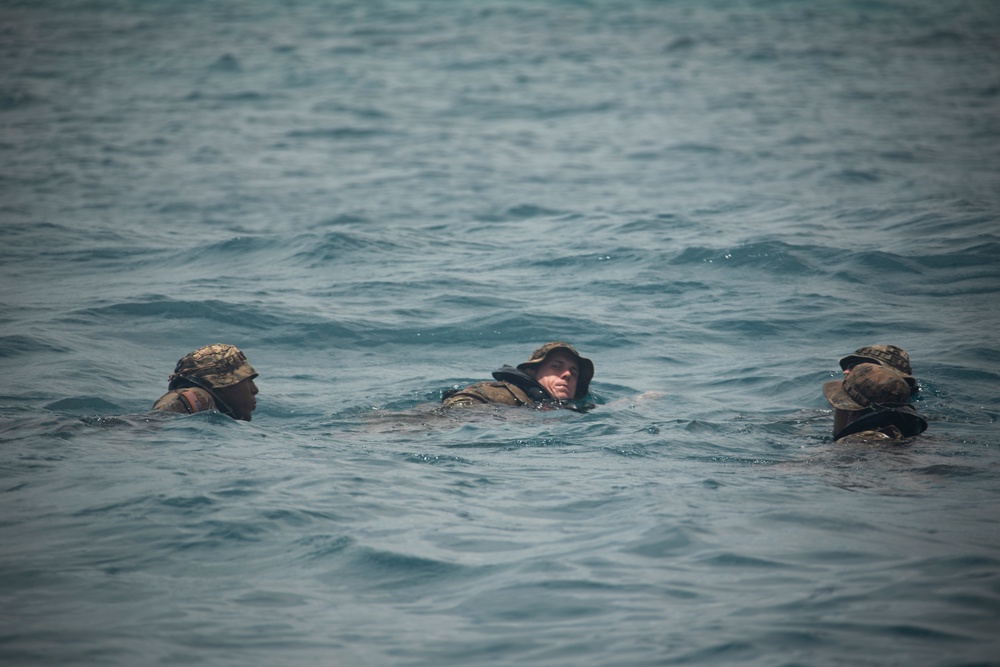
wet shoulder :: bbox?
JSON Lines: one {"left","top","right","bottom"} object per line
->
{"left": 442, "top": 381, "right": 533, "bottom": 408}
{"left": 151, "top": 387, "right": 217, "bottom": 414}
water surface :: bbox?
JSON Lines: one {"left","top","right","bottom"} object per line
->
{"left": 1, "top": 1, "right": 999, "bottom": 665}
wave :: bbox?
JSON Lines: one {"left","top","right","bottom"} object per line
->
{"left": 0, "top": 334, "right": 70, "bottom": 358}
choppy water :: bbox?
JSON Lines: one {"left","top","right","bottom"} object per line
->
{"left": 2, "top": 1, "right": 1000, "bottom": 665}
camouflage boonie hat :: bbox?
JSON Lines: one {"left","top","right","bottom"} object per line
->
{"left": 516, "top": 341, "right": 594, "bottom": 400}
{"left": 169, "top": 344, "right": 257, "bottom": 389}
{"left": 823, "top": 363, "right": 910, "bottom": 412}
{"left": 839, "top": 345, "right": 911, "bottom": 375}
{"left": 838, "top": 344, "right": 916, "bottom": 393}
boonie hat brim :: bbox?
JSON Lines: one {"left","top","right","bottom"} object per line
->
{"left": 823, "top": 379, "right": 866, "bottom": 411}
{"left": 839, "top": 354, "right": 880, "bottom": 371}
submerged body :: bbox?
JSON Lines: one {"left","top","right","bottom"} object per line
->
{"left": 152, "top": 344, "right": 259, "bottom": 421}
{"left": 823, "top": 362, "right": 927, "bottom": 444}
{"left": 443, "top": 342, "right": 595, "bottom": 411}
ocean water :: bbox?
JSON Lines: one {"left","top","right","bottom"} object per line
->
{"left": 2, "top": 0, "right": 1000, "bottom": 665}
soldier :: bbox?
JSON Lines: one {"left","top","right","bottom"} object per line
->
{"left": 152, "top": 344, "right": 259, "bottom": 421}
{"left": 442, "top": 341, "right": 595, "bottom": 411}
{"left": 823, "top": 362, "right": 927, "bottom": 444}
{"left": 839, "top": 344, "right": 918, "bottom": 394}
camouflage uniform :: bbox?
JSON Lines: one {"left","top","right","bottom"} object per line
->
{"left": 441, "top": 377, "right": 538, "bottom": 408}
{"left": 152, "top": 344, "right": 257, "bottom": 416}
{"left": 822, "top": 362, "right": 927, "bottom": 443}
{"left": 839, "top": 344, "right": 918, "bottom": 394}
{"left": 151, "top": 386, "right": 219, "bottom": 415}
{"left": 442, "top": 341, "right": 595, "bottom": 410}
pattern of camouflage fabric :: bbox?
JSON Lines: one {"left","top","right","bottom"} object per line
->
{"left": 835, "top": 425, "right": 906, "bottom": 445}
{"left": 169, "top": 344, "right": 257, "bottom": 389}
{"left": 151, "top": 387, "right": 217, "bottom": 414}
{"left": 839, "top": 344, "right": 912, "bottom": 375}
{"left": 441, "top": 382, "right": 534, "bottom": 408}
{"left": 823, "top": 363, "right": 911, "bottom": 411}
{"left": 516, "top": 341, "right": 594, "bottom": 399}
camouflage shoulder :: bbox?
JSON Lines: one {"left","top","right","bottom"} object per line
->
{"left": 442, "top": 381, "right": 534, "bottom": 408}
{"left": 151, "top": 388, "right": 217, "bottom": 415}
{"left": 835, "top": 425, "right": 908, "bottom": 445}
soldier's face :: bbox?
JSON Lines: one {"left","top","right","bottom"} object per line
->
{"left": 531, "top": 350, "right": 579, "bottom": 400}
{"left": 843, "top": 361, "right": 863, "bottom": 376}
{"left": 215, "top": 377, "right": 259, "bottom": 421}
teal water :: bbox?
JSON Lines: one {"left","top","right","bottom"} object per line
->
{"left": 2, "top": 1, "right": 999, "bottom": 665}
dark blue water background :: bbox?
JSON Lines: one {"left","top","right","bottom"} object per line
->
{"left": 2, "top": 1, "right": 999, "bottom": 665}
